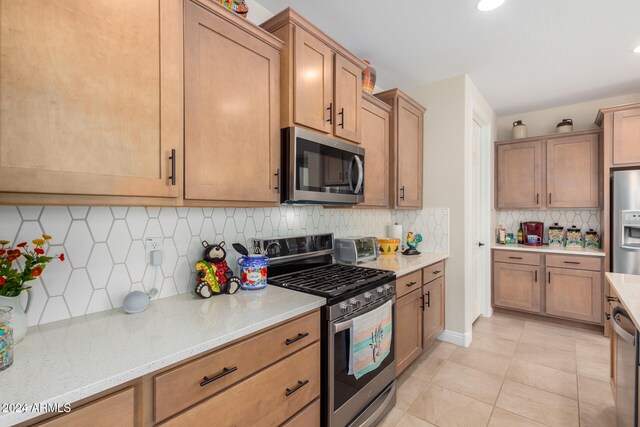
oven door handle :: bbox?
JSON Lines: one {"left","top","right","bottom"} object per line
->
{"left": 332, "top": 297, "right": 395, "bottom": 334}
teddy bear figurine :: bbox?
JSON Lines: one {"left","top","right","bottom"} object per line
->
{"left": 194, "top": 241, "right": 241, "bottom": 298}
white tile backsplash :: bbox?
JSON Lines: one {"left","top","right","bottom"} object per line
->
{"left": 495, "top": 209, "right": 601, "bottom": 242}
{"left": 0, "top": 205, "right": 448, "bottom": 326}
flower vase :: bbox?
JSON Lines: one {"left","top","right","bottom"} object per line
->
{"left": 0, "top": 294, "right": 29, "bottom": 344}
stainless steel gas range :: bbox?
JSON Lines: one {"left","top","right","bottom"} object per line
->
{"left": 253, "top": 234, "right": 397, "bottom": 427}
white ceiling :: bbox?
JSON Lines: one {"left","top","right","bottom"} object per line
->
{"left": 256, "top": 0, "right": 640, "bottom": 115}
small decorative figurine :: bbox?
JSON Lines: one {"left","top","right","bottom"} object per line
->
{"left": 362, "top": 60, "right": 377, "bottom": 94}
{"left": 402, "top": 232, "right": 423, "bottom": 256}
{"left": 195, "top": 241, "right": 241, "bottom": 298}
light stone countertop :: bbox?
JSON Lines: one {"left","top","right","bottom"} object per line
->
{"left": 0, "top": 286, "right": 325, "bottom": 427}
{"left": 606, "top": 272, "right": 640, "bottom": 330}
{"left": 359, "top": 252, "right": 449, "bottom": 277}
{"left": 491, "top": 243, "right": 605, "bottom": 257}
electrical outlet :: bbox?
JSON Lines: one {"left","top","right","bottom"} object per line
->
{"left": 145, "top": 237, "right": 163, "bottom": 263}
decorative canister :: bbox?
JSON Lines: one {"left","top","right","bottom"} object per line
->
{"left": 237, "top": 255, "right": 270, "bottom": 290}
{"left": 362, "top": 60, "right": 377, "bottom": 94}
{"left": 0, "top": 306, "right": 13, "bottom": 371}
{"left": 585, "top": 229, "right": 600, "bottom": 249}
{"left": 512, "top": 120, "right": 528, "bottom": 139}
{"left": 548, "top": 223, "right": 565, "bottom": 247}
{"left": 566, "top": 226, "right": 583, "bottom": 248}
{"left": 218, "top": 0, "right": 248, "bottom": 18}
{"left": 556, "top": 119, "right": 573, "bottom": 133}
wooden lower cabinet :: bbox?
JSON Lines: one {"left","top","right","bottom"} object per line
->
{"left": 493, "top": 262, "right": 542, "bottom": 314}
{"left": 396, "top": 287, "right": 423, "bottom": 376}
{"left": 281, "top": 399, "right": 321, "bottom": 427}
{"left": 546, "top": 268, "right": 602, "bottom": 323}
{"left": 161, "top": 343, "right": 320, "bottom": 427}
{"left": 34, "top": 388, "right": 135, "bottom": 427}
{"left": 423, "top": 277, "right": 445, "bottom": 349}
{"left": 607, "top": 287, "right": 621, "bottom": 399}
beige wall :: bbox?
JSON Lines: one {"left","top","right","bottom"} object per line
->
{"left": 247, "top": 0, "right": 274, "bottom": 25}
{"left": 407, "top": 75, "right": 467, "bottom": 336}
{"left": 497, "top": 92, "right": 640, "bottom": 140}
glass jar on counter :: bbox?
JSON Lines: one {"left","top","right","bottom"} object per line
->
{"left": 566, "top": 226, "right": 583, "bottom": 248}
{"left": 548, "top": 223, "right": 565, "bottom": 247}
{"left": 0, "top": 306, "right": 14, "bottom": 371}
{"left": 585, "top": 229, "right": 600, "bottom": 249}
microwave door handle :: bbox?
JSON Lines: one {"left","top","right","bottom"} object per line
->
{"left": 353, "top": 155, "right": 363, "bottom": 194}
{"left": 347, "top": 155, "right": 356, "bottom": 193}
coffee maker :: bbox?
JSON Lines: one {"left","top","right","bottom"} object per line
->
{"left": 523, "top": 221, "right": 544, "bottom": 246}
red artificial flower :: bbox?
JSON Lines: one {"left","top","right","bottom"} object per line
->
{"left": 0, "top": 276, "right": 5, "bottom": 286}
{"left": 6, "top": 250, "right": 21, "bottom": 262}
{"left": 30, "top": 266, "right": 43, "bottom": 277}
{"left": 0, "top": 249, "right": 5, "bottom": 256}
{"left": 59, "top": 253, "right": 65, "bottom": 262}
{"left": 16, "top": 242, "right": 27, "bottom": 248}
{"left": 35, "top": 248, "right": 45, "bottom": 255}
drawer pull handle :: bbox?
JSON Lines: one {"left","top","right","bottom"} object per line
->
{"left": 534, "top": 270, "right": 538, "bottom": 282}
{"left": 200, "top": 366, "right": 237, "bottom": 387}
{"left": 406, "top": 281, "right": 417, "bottom": 287}
{"left": 606, "top": 295, "right": 620, "bottom": 303}
{"left": 606, "top": 313, "right": 611, "bottom": 320}
{"left": 563, "top": 261, "right": 581, "bottom": 265}
{"left": 426, "top": 290, "right": 431, "bottom": 308}
{"left": 285, "top": 332, "right": 310, "bottom": 345}
{"left": 327, "top": 103, "right": 333, "bottom": 124}
{"left": 168, "top": 148, "right": 176, "bottom": 186}
{"left": 285, "top": 379, "right": 309, "bottom": 396}
{"left": 432, "top": 270, "right": 441, "bottom": 275}
{"left": 508, "top": 257, "right": 523, "bottom": 260}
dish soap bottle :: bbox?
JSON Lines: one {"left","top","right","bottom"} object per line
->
{"left": 517, "top": 223, "right": 524, "bottom": 244}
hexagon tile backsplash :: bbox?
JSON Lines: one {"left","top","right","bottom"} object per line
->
{"left": 496, "top": 209, "right": 601, "bottom": 240}
{"left": 0, "top": 206, "right": 449, "bottom": 326}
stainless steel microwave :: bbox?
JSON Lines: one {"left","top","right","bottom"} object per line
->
{"left": 281, "top": 127, "right": 365, "bottom": 205}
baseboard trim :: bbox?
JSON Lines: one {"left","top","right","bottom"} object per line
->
{"left": 438, "top": 329, "right": 471, "bottom": 347}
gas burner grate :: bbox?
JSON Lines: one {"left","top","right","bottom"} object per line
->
{"left": 269, "top": 263, "right": 393, "bottom": 297}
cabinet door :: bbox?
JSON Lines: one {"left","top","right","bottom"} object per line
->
{"left": 547, "top": 134, "right": 599, "bottom": 208}
{"left": 184, "top": 1, "right": 280, "bottom": 203}
{"left": 333, "top": 54, "right": 362, "bottom": 143}
{"left": 496, "top": 141, "right": 543, "bottom": 209}
{"left": 396, "top": 98, "right": 423, "bottom": 208}
{"left": 423, "top": 277, "right": 445, "bottom": 350}
{"left": 613, "top": 108, "right": 640, "bottom": 166}
{"left": 546, "top": 268, "right": 602, "bottom": 323}
{"left": 396, "top": 288, "right": 423, "bottom": 376}
{"left": 293, "top": 27, "right": 333, "bottom": 134}
{"left": 359, "top": 99, "right": 389, "bottom": 207}
{"left": 0, "top": 0, "right": 181, "bottom": 198}
{"left": 493, "top": 262, "right": 541, "bottom": 313}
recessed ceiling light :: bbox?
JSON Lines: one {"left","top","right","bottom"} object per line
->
{"left": 634, "top": 44, "right": 640, "bottom": 54}
{"left": 477, "top": 0, "right": 506, "bottom": 11}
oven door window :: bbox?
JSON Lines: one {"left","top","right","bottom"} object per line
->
{"left": 333, "top": 319, "right": 394, "bottom": 411}
{"left": 295, "top": 137, "right": 363, "bottom": 195}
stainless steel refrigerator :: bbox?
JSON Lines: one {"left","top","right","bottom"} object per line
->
{"left": 612, "top": 169, "right": 640, "bottom": 275}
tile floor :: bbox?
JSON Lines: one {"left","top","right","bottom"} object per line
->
{"left": 378, "top": 312, "right": 615, "bottom": 427}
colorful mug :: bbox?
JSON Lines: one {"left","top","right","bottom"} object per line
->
{"left": 527, "top": 235, "right": 542, "bottom": 245}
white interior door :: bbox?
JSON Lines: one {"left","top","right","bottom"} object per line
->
{"left": 472, "top": 120, "right": 484, "bottom": 322}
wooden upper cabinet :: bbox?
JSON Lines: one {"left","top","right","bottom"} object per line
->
{"left": 292, "top": 26, "right": 333, "bottom": 134}
{"left": 333, "top": 54, "right": 362, "bottom": 143}
{"left": 0, "top": 0, "right": 182, "bottom": 199}
{"left": 359, "top": 94, "right": 390, "bottom": 208}
{"left": 376, "top": 89, "right": 426, "bottom": 209}
{"left": 546, "top": 267, "right": 602, "bottom": 323}
{"left": 546, "top": 134, "right": 599, "bottom": 208}
{"left": 612, "top": 108, "right": 640, "bottom": 166}
{"left": 184, "top": 0, "right": 283, "bottom": 204}
{"left": 496, "top": 141, "right": 543, "bottom": 209}
{"left": 261, "top": 8, "right": 366, "bottom": 144}
{"left": 493, "top": 262, "right": 541, "bottom": 314}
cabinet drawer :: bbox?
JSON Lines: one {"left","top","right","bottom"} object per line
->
{"left": 281, "top": 399, "right": 320, "bottom": 427}
{"left": 545, "top": 254, "right": 602, "bottom": 271}
{"left": 422, "top": 261, "right": 445, "bottom": 284}
{"left": 160, "top": 342, "right": 321, "bottom": 427}
{"left": 36, "top": 388, "right": 134, "bottom": 427}
{"left": 493, "top": 250, "right": 541, "bottom": 266}
{"left": 396, "top": 270, "right": 422, "bottom": 298}
{"left": 154, "top": 310, "right": 320, "bottom": 422}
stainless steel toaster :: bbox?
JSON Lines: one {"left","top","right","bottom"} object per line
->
{"left": 334, "top": 237, "right": 378, "bottom": 264}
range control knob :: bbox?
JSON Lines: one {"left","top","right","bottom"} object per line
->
{"left": 349, "top": 298, "right": 361, "bottom": 310}
{"left": 364, "top": 292, "right": 374, "bottom": 302}
{"left": 339, "top": 302, "right": 350, "bottom": 313}
{"left": 383, "top": 284, "right": 393, "bottom": 295}
{"left": 376, "top": 287, "right": 384, "bottom": 296}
